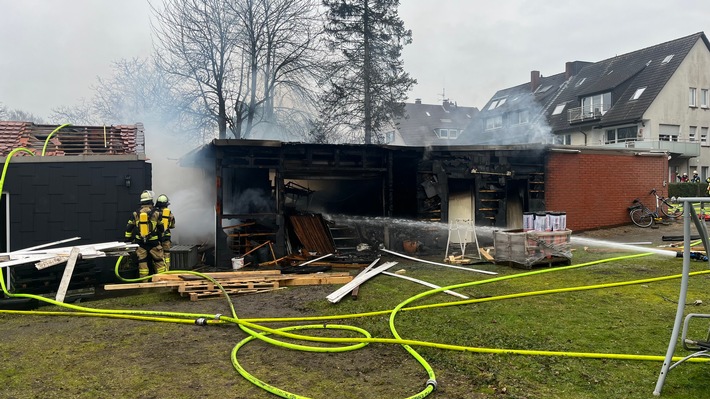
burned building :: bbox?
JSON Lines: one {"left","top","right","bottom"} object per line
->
{"left": 185, "top": 139, "right": 668, "bottom": 268}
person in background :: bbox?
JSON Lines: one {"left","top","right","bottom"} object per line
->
{"left": 680, "top": 172, "right": 689, "bottom": 183}
{"left": 124, "top": 190, "right": 166, "bottom": 278}
{"left": 155, "top": 194, "right": 176, "bottom": 270}
{"left": 691, "top": 170, "right": 701, "bottom": 183}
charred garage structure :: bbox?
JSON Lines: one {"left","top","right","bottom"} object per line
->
{"left": 183, "top": 139, "right": 667, "bottom": 267}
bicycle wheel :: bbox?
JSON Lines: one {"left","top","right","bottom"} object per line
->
{"left": 659, "top": 199, "right": 684, "bottom": 219}
{"left": 630, "top": 208, "right": 654, "bottom": 227}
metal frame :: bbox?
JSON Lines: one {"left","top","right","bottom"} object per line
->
{"left": 654, "top": 197, "right": 710, "bottom": 395}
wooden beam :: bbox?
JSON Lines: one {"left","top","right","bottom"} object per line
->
{"left": 55, "top": 247, "right": 81, "bottom": 303}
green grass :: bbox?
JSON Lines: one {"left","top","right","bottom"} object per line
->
{"left": 1, "top": 246, "right": 710, "bottom": 398}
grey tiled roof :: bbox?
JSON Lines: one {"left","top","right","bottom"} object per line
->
{"left": 394, "top": 101, "right": 478, "bottom": 146}
{"left": 548, "top": 32, "right": 708, "bottom": 133}
{"left": 468, "top": 32, "right": 709, "bottom": 141}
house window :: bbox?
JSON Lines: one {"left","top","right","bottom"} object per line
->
{"left": 485, "top": 116, "right": 502, "bottom": 130}
{"left": 702, "top": 127, "right": 709, "bottom": 146}
{"left": 703, "top": 166, "right": 709, "bottom": 181}
{"left": 384, "top": 131, "right": 395, "bottom": 143}
{"left": 605, "top": 126, "right": 638, "bottom": 144}
{"left": 701, "top": 89, "right": 708, "bottom": 108}
{"left": 552, "top": 103, "right": 566, "bottom": 115}
{"left": 690, "top": 87, "right": 697, "bottom": 107}
{"left": 553, "top": 134, "right": 571, "bottom": 145}
{"left": 630, "top": 87, "right": 646, "bottom": 101}
{"left": 436, "top": 128, "right": 459, "bottom": 139}
{"left": 689, "top": 126, "right": 697, "bottom": 142}
{"left": 581, "top": 92, "right": 611, "bottom": 117}
{"left": 659, "top": 124, "right": 680, "bottom": 141}
{"left": 509, "top": 110, "right": 529, "bottom": 125}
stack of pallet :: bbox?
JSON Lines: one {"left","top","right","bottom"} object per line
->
{"left": 104, "top": 270, "right": 353, "bottom": 301}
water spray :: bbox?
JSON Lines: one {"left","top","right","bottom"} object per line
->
{"left": 571, "top": 236, "right": 679, "bottom": 257}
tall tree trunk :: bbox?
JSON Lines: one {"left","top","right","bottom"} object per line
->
{"left": 363, "top": 0, "right": 372, "bottom": 144}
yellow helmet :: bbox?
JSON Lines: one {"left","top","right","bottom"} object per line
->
{"left": 140, "top": 190, "right": 153, "bottom": 204}
{"left": 156, "top": 194, "right": 170, "bottom": 206}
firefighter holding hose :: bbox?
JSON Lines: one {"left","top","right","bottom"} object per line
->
{"left": 155, "top": 194, "right": 175, "bottom": 270}
{"left": 124, "top": 191, "right": 167, "bottom": 278}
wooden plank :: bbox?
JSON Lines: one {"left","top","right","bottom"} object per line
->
{"left": 55, "top": 247, "right": 81, "bottom": 303}
{"left": 152, "top": 270, "right": 281, "bottom": 281}
{"left": 279, "top": 275, "right": 353, "bottom": 286}
{"left": 479, "top": 247, "right": 495, "bottom": 261}
{"left": 188, "top": 287, "right": 283, "bottom": 301}
{"left": 103, "top": 281, "right": 182, "bottom": 290}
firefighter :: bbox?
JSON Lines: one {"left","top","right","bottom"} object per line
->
{"left": 124, "top": 190, "right": 166, "bottom": 278}
{"left": 155, "top": 194, "right": 175, "bottom": 270}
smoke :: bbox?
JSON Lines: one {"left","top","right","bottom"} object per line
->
{"left": 142, "top": 117, "right": 217, "bottom": 246}
{"left": 471, "top": 92, "right": 555, "bottom": 145}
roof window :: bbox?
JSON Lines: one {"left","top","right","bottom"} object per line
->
{"left": 575, "top": 78, "right": 586, "bottom": 87}
{"left": 630, "top": 87, "right": 646, "bottom": 101}
{"left": 662, "top": 55, "right": 674, "bottom": 64}
{"left": 552, "top": 103, "right": 566, "bottom": 115}
{"left": 488, "top": 97, "right": 507, "bottom": 110}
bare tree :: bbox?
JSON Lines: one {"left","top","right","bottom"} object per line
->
{"left": 320, "top": 0, "right": 415, "bottom": 144}
{"left": 150, "top": 0, "right": 322, "bottom": 140}
{"left": 51, "top": 58, "right": 211, "bottom": 145}
{"left": 0, "top": 103, "right": 46, "bottom": 124}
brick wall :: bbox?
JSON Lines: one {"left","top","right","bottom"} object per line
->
{"left": 545, "top": 152, "right": 668, "bottom": 231}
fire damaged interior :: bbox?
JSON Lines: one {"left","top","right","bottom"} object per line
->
{"left": 184, "top": 140, "right": 550, "bottom": 268}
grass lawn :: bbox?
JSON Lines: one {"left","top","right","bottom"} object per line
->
{"left": 1, "top": 243, "right": 709, "bottom": 398}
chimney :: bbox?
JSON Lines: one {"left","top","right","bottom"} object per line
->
{"left": 415, "top": 98, "right": 422, "bottom": 104}
{"left": 531, "top": 70, "right": 541, "bottom": 92}
{"left": 442, "top": 99, "right": 449, "bottom": 107}
{"left": 565, "top": 62, "right": 574, "bottom": 79}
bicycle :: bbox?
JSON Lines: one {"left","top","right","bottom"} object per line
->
{"left": 650, "top": 188, "right": 684, "bottom": 219}
{"left": 629, "top": 189, "right": 683, "bottom": 228}
{"left": 628, "top": 198, "right": 660, "bottom": 228}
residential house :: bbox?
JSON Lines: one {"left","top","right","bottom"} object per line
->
{"left": 469, "top": 32, "right": 710, "bottom": 182}
{"left": 388, "top": 99, "right": 478, "bottom": 146}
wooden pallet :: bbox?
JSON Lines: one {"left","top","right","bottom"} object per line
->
{"left": 104, "top": 270, "right": 353, "bottom": 301}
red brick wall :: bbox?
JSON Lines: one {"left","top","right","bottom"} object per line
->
{"left": 545, "top": 152, "right": 668, "bottom": 231}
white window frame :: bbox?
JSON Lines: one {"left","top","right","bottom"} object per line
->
{"left": 690, "top": 87, "right": 697, "bottom": 107}
{"left": 701, "top": 89, "right": 709, "bottom": 108}
{"left": 552, "top": 103, "right": 566, "bottom": 115}
{"left": 630, "top": 87, "right": 646, "bottom": 101}
{"left": 485, "top": 116, "right": 503, "bottom": 130}
{"left": 701, "top": 127, "right": 709, "bottom": 147}
{"left": 689, "top": 126, "right": 697, "bottom": 142}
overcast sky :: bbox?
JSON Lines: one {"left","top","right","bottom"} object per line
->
{"left": 1, "top": 0, "right": 708, "bottom": 119}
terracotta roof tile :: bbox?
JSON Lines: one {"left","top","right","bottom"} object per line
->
{"left": 0, "top": 122, "right": 145, "bottom": 157}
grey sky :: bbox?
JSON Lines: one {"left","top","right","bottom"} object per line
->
{"left": 1, "top": 0, "right": 708, "bottom": 119}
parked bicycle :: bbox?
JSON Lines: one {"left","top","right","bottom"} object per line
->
{"left": 629, "top": 189, "right": 683, "bottom": 228}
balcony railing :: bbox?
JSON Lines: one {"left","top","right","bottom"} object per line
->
{"left": 568, "top": 104, "right": 610, "bottom": 123}
{"left": 601, "top": 140, "right": 700, "bottom": 157}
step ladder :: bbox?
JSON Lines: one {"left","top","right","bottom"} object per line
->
{"left": 444, "top": 219, "right": 481, "bottom": 261}
{"left": 327, "top": 224, "right": 362, "bottom": 253}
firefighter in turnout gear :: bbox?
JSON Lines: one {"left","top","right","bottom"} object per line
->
{"left": 155, "top": 194, "right": 175, "bottom": 270}
{"left": 124, "top": 190, "right": 166, "bottom": 278}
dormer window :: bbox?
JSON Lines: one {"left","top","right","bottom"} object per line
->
{"left": 581, "top": 92, "right": 611, "bottom": 117}
{"left": 435, "top": 128, "right": 459, "bottom": 139}
{"left": 485, "top": 116, "right": 503, "bottom": 130}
